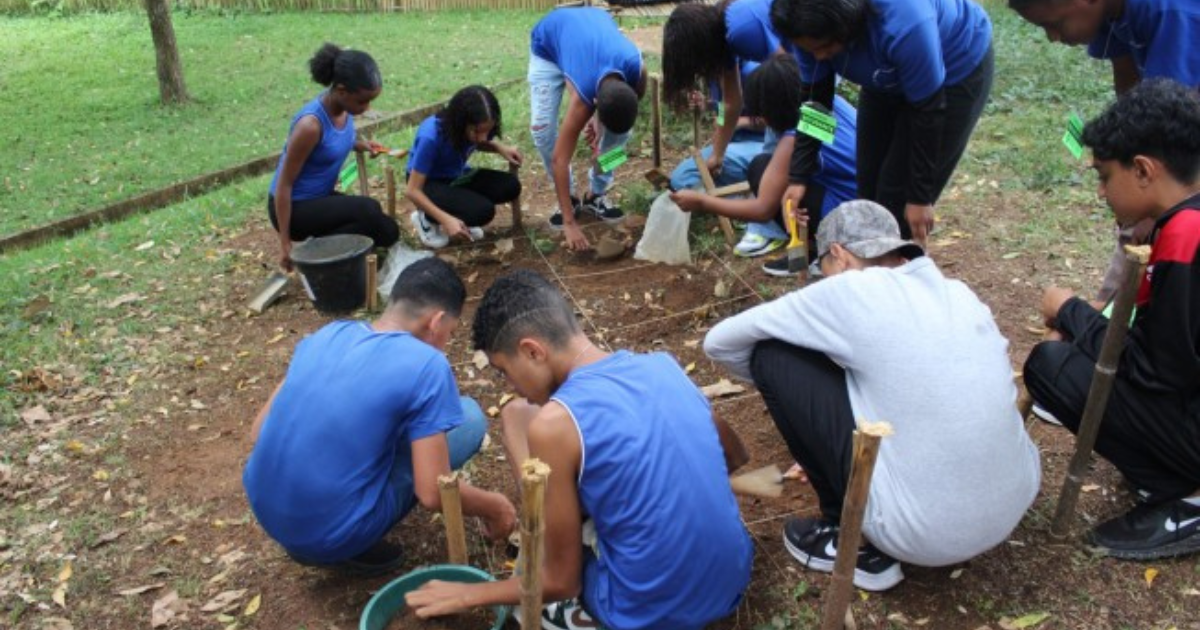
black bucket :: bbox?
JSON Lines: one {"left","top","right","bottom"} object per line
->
{"left": 290, "top": 234, "right": 375, "bottom": 314}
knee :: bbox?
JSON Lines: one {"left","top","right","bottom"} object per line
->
{"left": 456, "top": 397, "right": 488, "bottom": 447}
{"left": 530, "top": 123, "right": 555, "bottom": 153}
{"left": 1022, "top": 341, "right": 1066, "bottom": 398}
{"left": 500, "top": 173, "right": 523, "bottom": 202}
{"left": 750, "top": 339, "right": 790, "bottom": 384}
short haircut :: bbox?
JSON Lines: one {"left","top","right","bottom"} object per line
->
{"left": 769, "top": 0, "right": 871, "bottom": 43}
{"left": 472, "top": 269, "right": 580, "bottom": 354}
{"left": 662, "top": 2, "right": 732, "bottom": 110}
{"left": 745, "top": 54, "right": 804, "bottom": 132}
{"left": 1082, "top": 78, "right": 1200, "bottom": 183}
{"left": 309, "top": 42, "right": 382, "bottom": 93}
{"left": 438, "top": 85, "right": 503, "bottom": 153}
{"left": 389, "top": 257, "right": 466, "bottom": 318}
{"left": 596, "top": 78, "right": 640, "bottom": 135}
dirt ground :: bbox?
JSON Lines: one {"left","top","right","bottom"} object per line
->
{"left": 7, "top": 140, "right": 1199, "bottom": 630}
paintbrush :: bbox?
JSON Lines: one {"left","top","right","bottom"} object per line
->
{"left": 729, "top": 464, "right": 784, "bottom": 499}
{"left": 786, "top": 199, "right": 808, "bottom": 278}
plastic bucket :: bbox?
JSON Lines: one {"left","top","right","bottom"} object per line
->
{"left": 359, "top": 564, "right": 509, "bottom": 630}
{"left": 290, "top": 235, "right": 374, "bottom": 314}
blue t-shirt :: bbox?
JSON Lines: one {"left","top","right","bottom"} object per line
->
{"left": 242, "top": 322, "right": 464, "bottom": 563}
{"left": 793, "top": 0, "right": 992, "bottom": 102}
{"left": 531, "top": 8, "right": 643, "bottom": 105}
{"left": 406, "top": 115, "right": 476, "bottom": 181}
{"left": 1087, "top": 0, "right": 1200, "bottom": 88}
{"left": 551, "top": 351, "right": 753, "bottom": 630}
{"left": 725, "top": 0, "right": 781, "bottom": 64}
{"left": 269, "top": 94, "right": 357, "bottom": 201}
{"left": 811, "top": 95, "right": 859, "bottom": 217}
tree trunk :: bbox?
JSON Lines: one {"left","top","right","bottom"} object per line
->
{"left": 144, "top": 0, "right": 189, "bottom": 105}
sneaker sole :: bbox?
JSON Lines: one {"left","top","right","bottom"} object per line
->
{"left": 735, "top": 240, "right": 785, "bottom": 258}
{"left": 761, "top": 264, "right": 798, "bottom": 278}
{"left": 1031, "top": 404, "right": 1063, "bottom": 426}
{"left": 782, "top": 530, "right": 904, "bottom": 592}
{"left": 1092, "top": 531, "right": 1200, "bottom": 560}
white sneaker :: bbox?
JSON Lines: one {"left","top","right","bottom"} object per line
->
{"left": 734, "top": 232, "right": 785, "bottom": 258}
{"left": 541, "top": 599, "right": 603, "bottom": 629}
{"left": 410, "top": 211, "right": 449, "bottom": 249}
{"left": 468, "top": 226, "right": 485, "bottom": 241}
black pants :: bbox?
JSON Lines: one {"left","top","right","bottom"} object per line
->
{"left": 415, "top": 168, "right": 521, "bottom": 227}
{"left": 268, "top": 192, "right": 399, "bottom": 248}
{"left": 1024, "top": 303, "right": 1200, "bottom": 504}
{"left": 752, "top": 339, "right": 854, "bottom": 521}
{"left": 856, "top": 46, "right": 994, "bottom": 239}
{"left": 746, "top": 153, "right": 827, "bottom": 244}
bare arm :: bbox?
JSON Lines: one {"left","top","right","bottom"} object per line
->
{"left": 708, "top": 67, "right": 743, "bottom": 173}
{"left": 411, "top": 433, "right": 516, "bottom": 540}
{"left": 249, "top": 380, "right": 285, "bottom": 444}
{"left": 1111, "top": 55, "right": 1140, "bottom": 96}
{"left": 555, "top": 86, "right": 595, "bottom": 250}
{"left": 672, "top": 133, "right": 798, "bottom": 223}
{"left": 273, "top": 116, "right": 322, "bottom": 271}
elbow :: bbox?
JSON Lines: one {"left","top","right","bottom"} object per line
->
{"left": 541, "top": 572, "right": 582, "bottom": 602}
{"left": 415, "top": 485, "right": 442, "bottom": 512}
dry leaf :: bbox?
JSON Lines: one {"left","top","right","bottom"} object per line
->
{"left": 57, "top": 562, "right": 72, "bottom": 583}
{"left": 91, "top": 528, "right": 128, "bottom": 548}
{"left": 472, "top": 350, "right": 489, "bottom": 370}
{"left": 498, "top": 393, "right": 515, "bottom": 407}
{"left": 683, "top": 339, "right": 700, "bottom": 348}
{"left": 93, "top": 469, "right": 110, "bottom": 481}
{"left": 1081, "top": 484, "right": 1101, "bottom": 493}
{"left": 243, "top": 594, "right": 261, "bottom": 616}
{"left": 105, "top": 293, "right": 143, "bottom": 309}
{"left": 999, "top": 612, "right": 1051, "bottom": 629}
{"left": 265, "top": 333, "right": 286, "bottom": 345}
{"left": 487, "top": 406, "right": 500, "bottom": 417}
{"left": 713, "top": 279, "right": 730, "bottom": 299}
{"left": 700, "top": 379, "right": 745, "bottom": 398}
{"left": 201, "top": 589, "right": 247, "bottom": 613}
{"left": 684, "top": 362, "right": 696, "bottom": 374}
{"left": 20, "top": 405, "right": 52, "bottom": 424}
{"left": 1182, "top": 587, "right": 1200, "bottom": 596}
{"left": 494, "top": 238, "right": 515, "bottom": 255}
{"left": 949, "top": 568, "right": 964, "bottom": 580}
{"left": 41, "top": 617, "right": 73, "bottom": 630}
{"left": 135, "top": 240, "right": 155, "bottom": 251}
{"left": 189, "top": 399, "right": 207, "bottom": 410}
{"left": 466, "top": 271, "right": 479, "bottom": 284}
{"left": 117, "top": 583, "right": 165, "bottom": 596}
{"left": 150, "top": 590, "right": 185, "bottom": 628}
{"left": 1144, "top": 567, "right": 1159, "bottom": 587}
{"left": 52, "top": 583, "right": 67, "bottom": 608}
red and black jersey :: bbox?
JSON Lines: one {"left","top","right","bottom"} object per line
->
{"left": 1124, "top": 192, "right": 1200, "bottom": 403}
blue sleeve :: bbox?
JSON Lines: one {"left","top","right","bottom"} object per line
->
{"left": 1140, "top": 10, "right": 1200, "bottom": 86}
{"left": 408, "top": 133, "right": 437, "bottom": 176}
{"left": 406, "top": 355, "right": 464, "bottom": 441}
{"left": 889, "top": 21, "right": 946, "bottom": 103}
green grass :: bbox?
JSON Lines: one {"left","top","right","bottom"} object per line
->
{"left": 0, "top": 10, "right": 540, "bottom": 237}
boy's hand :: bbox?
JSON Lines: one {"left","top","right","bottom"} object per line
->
{"left": 1041, "top": 286, "right": 1075, "bottom": 328}
{"left": 480, "top": 492, "right": 517, "bottom": 542}
{"left": 564, "top": 222, "right": 590, "bottom": 251}
{"left": 405, "top": 580, "right": 474, "bottom": 618}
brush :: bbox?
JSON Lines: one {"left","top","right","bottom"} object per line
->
{"left": 729, "top": 464, "right": 784, "bottom": 499}
{"left": 786, "top": 199, "right": 808, "bottom": 278}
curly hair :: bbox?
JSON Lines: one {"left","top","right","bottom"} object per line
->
{"left": 662, "top": 1, "right": 735, "bottom": 111}
{"left": 769, "top": 0, "right": 871, "bottom": 44}
{"left": 308, "top": 42, "right": 381, "bottom": 92}
{"left": 472, "top": 269, "right": 580, "bottom": 354}
{"left": 744, "top": 54, "right": 804, "bottom": 132}
{"left": 1082, "top": 78, "right": 1200, "bottom": 182}
{"left": 437, "top": 85, "right": 502, "bottom": 153}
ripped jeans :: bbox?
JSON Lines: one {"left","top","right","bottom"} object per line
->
{"left": 528, "top": 54, "right": 631, "bottom": 197}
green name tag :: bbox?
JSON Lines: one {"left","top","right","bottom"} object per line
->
{"left": 1062, "top": 113, "right": 1085, "bottom": 159}
{"left": 797, "top": 103, "right": 836, "bottom": 143}
{"left": 716, "top": 102, "right": 726, "bottom": 127}
{"left": 337, "top": 160, "right": 359, "bottom": 190}
{"left": 596, "top": 146, "right": 628, "bottom": 173}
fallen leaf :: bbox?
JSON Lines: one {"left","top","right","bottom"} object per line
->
{"left": 472, "top": 350, "right": 489, "bottom": 370}
{"left": 135, "top": 240, "right": 155, "bottom": 251}
{"left": 52, "top": 583, "right": 67, "bottom": 608}
{"left": 1001, "top": 612, "right": 1051, "bottom": 629}
{"left": 58, "top": 562, "right": 72, "bottom": 583}
{"left": 700, "top": 379, "right": 745, "bottom": 399}
{"left": 93, "top": 469, "right": 110, "bottom": 481}
{"left": 22, "top": 294, "right": 51, "bottom": 320}
{"left": 1001, "top": 252, "right": 1022, "bottom": 260}
{"left": 41, "top": 617, "right": 73, "bottom": 630}
{"left": 466, "top": 271, "right": 479, "bottom": 284}
{"left": 683, "top": 339, "right": 700, "bottom": 348}
{"left": 1081, "top": 484, "right": 1101, "bottom": 493}
{"left": 162, "top": 534, "right": 187, "bottom": 545}
{"left": 498, "top": 393, "right": 515, "bottom": 407}
{"left": 189, "top": 399, "right": 207, "bottom": 410}
{"left": 201, "top": 589, "right": 247, "bottom": 613}
{"left": 151, "top": 590, "right": 186, "bottom": 628}
{"left": 243, "top": 594, "right": 261, "bottom": 616}
{"left": 117, "top": 583, "right": 165, "bottom": 596}
{"left": 105, "top": 293, "right": 144, "bottom": 309}
{"left": 20, "top": 405, "right": 52, "bottom": 424}
{"left": 1182, "top": 587, "right": 1200, "bottom": 596}
{"left": 1144, "top": 567, "right": 1158, "bottom": 587}
{"left": 713, "top": 279, "right": 730, "bottom": 299}
{"left": 265, "top": 333, "right": 286, "bottom": 345}
{"left": 487, "top": 406, "right": 500, "bottom": 418}
{"left": 494, "top": 238, "right": 514, "bottom": 255}
{"left": 949, "top": 568, "right": 964, "bottom": 580}
{"left": 91, "top": 528, "right": 128, "bottom": 548}
{"left": 684, "top": 362, "right": 696, "bottom": 374}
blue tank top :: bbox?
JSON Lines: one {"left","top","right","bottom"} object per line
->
{"left": 530, "top": 8, "right": 643, "bottom": 106}
{"left": 269, "top": 94, "right": 357, "bottom": 201}
{"left": 725, "top": 0, "right": 781, "bottom": 63}
{"left": 551, "top": 351, "right": 752, "bottom": 630}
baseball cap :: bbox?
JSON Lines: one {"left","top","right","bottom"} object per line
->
{"left": 815, "top": 200, "right": 925, "bottom": 261}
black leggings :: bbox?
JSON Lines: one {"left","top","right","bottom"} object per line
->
{"left": 856, "top": 46, "right": 994, "bottom": 239}
{"left": 268, "top": 192, "right": 399, "bottom": 248}
{"left": 747, "top": 153, "right": 827, "bottom": 243}
{"left": 751, "top": 339, "right": 855, "bottom": 521}
{"left": 414, "top": 168, "right": 521, "bottom": 227}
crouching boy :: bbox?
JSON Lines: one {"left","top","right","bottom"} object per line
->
{"left": 242, "top": 258, "right": 516, "bottom": 574}
{"left": 407, "top": 269, "right": 753, "bottom": 630}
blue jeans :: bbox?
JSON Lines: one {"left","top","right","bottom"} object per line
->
{"left": 389, "top": 396, "right": 488, "bottom": 519}
{"left": 528, "top": 54, "right": 631, "bottom": 197}
{"left": 668, "top": 129, "right": 764, "bottom": 191}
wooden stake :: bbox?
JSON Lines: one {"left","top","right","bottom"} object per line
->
{"left": 438, "top": 472, "right": 468, "bottom": 565}
{"left": 820, "top": 422, "right": 892, "bottom": 630}
{"left": 384, "top": 163, "right": 396, "bottom": 218}
{"left": 518, "top": 459, "right": 551, "bottom": 630}
{"left": 711, "top": 181, "right": 751, "bottom": 198}
{"left": 355, "top": 150, "right": 370, "bottom": 197}
{"left": 509, "top": 161, "right": 523, "bottom": 233}
{"left": 650, "top": 73, "right": 662, "bottom": 169}
{"left": 1050, "top": 245, "right": 1151, "bottom": 537}
{"left": 692, "top": 104, "right": 701, "bottom": 150}
{"left": 692, "top": 149, "right": 737, "bottom": 246}
{"left": 364, "top": 253, "right": 378, "bottom": 312}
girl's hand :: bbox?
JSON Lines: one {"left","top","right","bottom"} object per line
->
{"left": 439, "top": 217, "right": 472, "bottom": 241}
{"left": 501, "top": 145, "right": 523, "bottom": 167}
{"left": 405, "top": 580, "right": 475, "bottom": 619}
{"left": 278, "top": 237, "right": 293, "bottom": 272}
{"left": 669, "top": 189, "right": 706, "bottom": 213}
{"left": 904, "top": 203, "right": 935, "bottom": 250}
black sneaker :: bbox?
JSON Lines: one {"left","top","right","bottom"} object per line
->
{"left": 549, "top": 196, "right": 584, "bottom": 232}
{"left": 782, "top": 517, "right": 904, "bottom": 591}
{"left": 1089, "top": 499, "right": 1200, "bottom": 560}
{"left": 581, "top": 193, "right": 625, "bottom": 225}
{"left": 762, "top": 256, "right": 800, "bottom": 278}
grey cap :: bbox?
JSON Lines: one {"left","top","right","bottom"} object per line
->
{"left": 815, "top": 200, "right": 925, "bottom": 261}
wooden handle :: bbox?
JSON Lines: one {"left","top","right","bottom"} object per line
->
{"left": 650, "top": 73, "right": 662, "bottom": 169}
{"left": 365, "top": 253, "right": 378, "bottom": 312}
{"left": 384, "top": 164, "right": 396, "bottom": 219}
{"left": 692, "top": 149, "right": 737, "bottom": 246}
{"left": 438, "top": 473, "right": 468, "bottom": 564}
{"left": 519, "top": 459, "right": 550, "bottom": 630}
